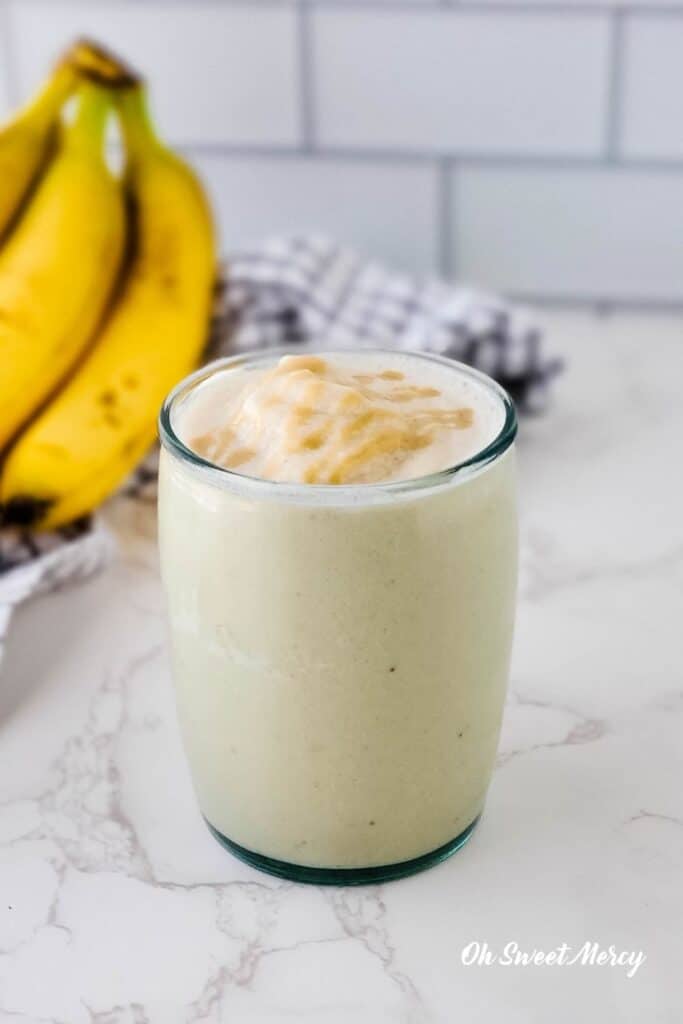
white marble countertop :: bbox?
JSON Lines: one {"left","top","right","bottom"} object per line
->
{"left": 0, "top": 311, "right": 681, "bottom": 1023}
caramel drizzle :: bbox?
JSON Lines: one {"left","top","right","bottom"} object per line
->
{"left": 189, "top": 355, "right": 475, "bottom": 484}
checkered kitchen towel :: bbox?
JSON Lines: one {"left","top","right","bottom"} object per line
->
{"left": 0, "top": 235, "right": 561, "bottom": 658}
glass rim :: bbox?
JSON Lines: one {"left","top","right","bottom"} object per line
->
{"left": 158, "top": 347, "right": 518, "bottom": 502}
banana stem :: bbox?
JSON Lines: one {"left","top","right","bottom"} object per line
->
{"left": 116, "top": 85, "right": 159, "bottom": 164}
{"left": 64, "top": 37, "right": 140, "bottom": 90}
{"left": 65, "top": 83, "right": 112, "bottom": 154}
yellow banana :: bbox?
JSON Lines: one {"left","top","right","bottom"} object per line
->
{"left": 0, "top": 83, "right": 125, "bottom": 453}
{"left": 0, "top": 62, "right": 76, "bottom": 242}
{"left": 1, "top": 84, "right": 216, "bottom": 530}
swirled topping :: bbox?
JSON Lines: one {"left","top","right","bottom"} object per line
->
{"left": 180, "top": 353, "right": 501, "bottom": 485}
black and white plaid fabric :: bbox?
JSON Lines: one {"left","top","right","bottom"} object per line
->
{"left": 221, "top": 235, "right": 560, "bottom": 414}
{"left": 0, "top": 234, "right": 560, "bottom": 659}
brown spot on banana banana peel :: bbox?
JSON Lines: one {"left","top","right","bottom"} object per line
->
{"left": 121, "top": 437, "right": 141, "bottom": 457}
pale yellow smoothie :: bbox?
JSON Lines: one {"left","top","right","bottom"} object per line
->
{"left": 158, "top": 350, "right": 518, "bottom": 880}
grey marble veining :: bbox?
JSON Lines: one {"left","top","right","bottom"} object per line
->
{"left": 0, "top": 311, "right": 681, "bottom": 1022}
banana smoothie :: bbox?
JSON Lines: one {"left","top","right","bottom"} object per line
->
{"left": 158, "top": 350, "right": 518, "bottom": 882}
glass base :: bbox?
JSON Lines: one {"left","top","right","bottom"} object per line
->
{"left": 205, "top": 814, "right": 480, "bottom": 885}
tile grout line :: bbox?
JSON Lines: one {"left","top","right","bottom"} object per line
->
{"left": 297, "top": 0, "right": 316, "bottom": 153}
{"left": 509, "top": 292, "right": 683, "bottom": 314}
{"left": 180, "top": 141, "right": 683, "bottom": 174}
{"left": 449, "top": 159, "right": 458, "bottom": 282}
{"left": 437, "top": 158, "right": 454, "bottom": 280}
{"left": 605, "top": 8, "right": 626, "bottom": 162}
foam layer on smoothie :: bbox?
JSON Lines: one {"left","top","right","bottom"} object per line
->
{"left": 176, "top": 353, "right": 504, "bottom": 485}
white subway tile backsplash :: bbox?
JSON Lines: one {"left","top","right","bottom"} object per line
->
{"left": 8, "top": 1, "right": 300, "bottom": 146}
{"left": 312, "top": 10, "right": 610, "bottom": 157}
{"left": 1, "top": 0, "right": 681, "bottom": 306}
{"left": 620, "top": 16, "right": 683, "bottom": 160}
{"left": 191, "top": 154, "right": 439, "bottom": 276}
{"left": 455, "top": 167, "right": 683, "bottom": 302}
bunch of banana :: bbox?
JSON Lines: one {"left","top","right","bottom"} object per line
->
{"left": 0, "top": 82, "right": 126, "bottom": 451}
{"left": 0, "top": 40, "right": 216, "bottom": 531}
